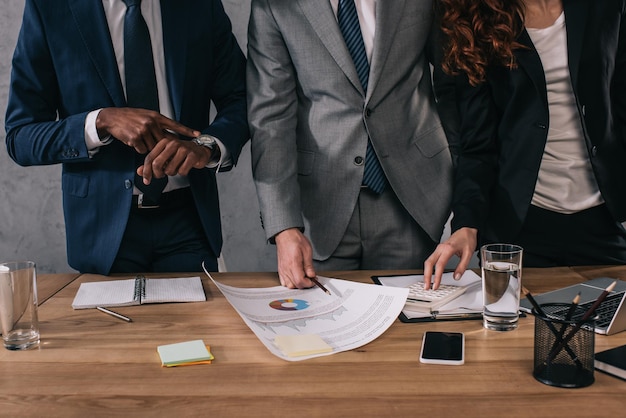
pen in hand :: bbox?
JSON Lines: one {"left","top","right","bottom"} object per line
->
{"left": 96, "top": 306, "right": 133, "bottom": 322}
{"left": 307, "top": 276, "right": 331, "bottom": 295}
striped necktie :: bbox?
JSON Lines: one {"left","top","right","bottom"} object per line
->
{"left": 337, "top": 0, "right": 387, "bottom": 194}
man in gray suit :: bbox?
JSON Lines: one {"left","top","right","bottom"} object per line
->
{"left": 247, "top": 0, "right": 454, "bottom": 289}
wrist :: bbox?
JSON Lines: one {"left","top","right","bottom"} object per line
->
{"left": 192, "top": 134, "right": 220, "bottom": 164}
{"left": 274, "top": 228, "right": 302, "bottom": 244}
{"left": 94, "top": 108, "right": 110, "bottom": 139}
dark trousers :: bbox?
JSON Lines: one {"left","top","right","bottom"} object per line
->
{"left": 513, "top": 204, "right": 626, "bottom": 267}
{"left": 110, "top": 188, "right": 217, "bottom": 273}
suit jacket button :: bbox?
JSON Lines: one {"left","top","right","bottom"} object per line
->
{"left": 591, "top": 146, "right": 598, "bottom": 157}
{"left": 354, "top": 156, "right": 364, "bottom": 165}
{"left": 364, "top": 108, "right": 372, "bottom": 118}
{"left": 124, "top": 180, "right": 132, "bottom": 189}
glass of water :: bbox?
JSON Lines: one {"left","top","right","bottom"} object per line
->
{"left": 480, "top": 244, "right": 523, "bottom": 331}
{"left": 0, "top": 261, "right": 40, "bottom": 350}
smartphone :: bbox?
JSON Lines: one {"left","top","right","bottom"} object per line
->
{"left": 419, "top": 331, "right": 465, "bottom": 365}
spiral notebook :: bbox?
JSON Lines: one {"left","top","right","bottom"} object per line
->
{"left": 72, "top": 275, "right": 206, "bottom": 309}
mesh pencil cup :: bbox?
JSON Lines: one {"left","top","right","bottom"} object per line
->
{"left": 532, "top": 303, "right": 595, "bottom": 388}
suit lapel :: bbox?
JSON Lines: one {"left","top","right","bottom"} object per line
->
{"left": 563, "top": 0, "right": 589, "bottom": 88}
{"left": 515, "top": 0, "right": 589, "bottom": 103}
{"left": 515, "top": 30, "right": 547, "bottom": 103}
{"left": 297, "top": 0, "right": 365, "bottom": 95}
{"left": 368, "top": 0, "right": 406, "bottom": 98}
{"left": 160, "top": 0, "right": 187, "bottom": 121}
{"left": 67, "top": 0, "right": 125, "bottom": 106}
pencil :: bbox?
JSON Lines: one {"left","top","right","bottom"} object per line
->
{"left": 546, "top": 291, "right": 582, "bottom": 366}
{"left": 557, "top": 291, "right": 581, "bottom": 339}
{"left": 565, "top": 292, "right": 582, "bottom": 321}
{"left": 308, "top": 276, "right": 331, "bottom": 295}
{"left": 522, "top": 287, "right": 581, "bottom": 367}
{"left": 544, "top": 281, "right": 617, "bottom": 365}
{"left": 521, "top": 286, "right": 542, "bottom": 314}
{"left": 96, "top": 306, "right": 133, "bottom": 322}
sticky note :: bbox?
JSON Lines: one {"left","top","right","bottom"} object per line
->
{"left": 157, "top": 340, "right": 214, "bottom": 367}
{"left": 274, "top": 334, "right": 333, "bottom": 357}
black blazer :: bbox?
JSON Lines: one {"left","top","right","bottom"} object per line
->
{"left": 447, "top": 0, "right": 626, "bottom": 243}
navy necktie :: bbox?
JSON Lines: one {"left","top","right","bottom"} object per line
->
{"left": 123, "top": 0, "right": 167, "bottom": 201}
{"left": 337, "top": 0, "right": 387, "bottom": 194}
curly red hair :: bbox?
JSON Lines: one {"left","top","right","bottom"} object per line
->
{"left": 438, "top": 0, "right": 526, "bottom": 85}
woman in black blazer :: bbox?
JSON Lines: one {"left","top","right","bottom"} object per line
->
{"left": 425, "top": 0, "right": 626, "bottom": 289}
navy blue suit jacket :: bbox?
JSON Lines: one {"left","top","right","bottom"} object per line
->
{"left": 447, "top": 0, "right": 626, "bottom": 243}
{"left": 5, "top": 0, "right": 248, "bottom": 274}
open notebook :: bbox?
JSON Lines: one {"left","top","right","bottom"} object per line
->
{"left": 72, "top": 275, "right": 206, "bottom": 309}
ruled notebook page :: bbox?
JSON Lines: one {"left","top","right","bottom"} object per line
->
{"left": 142, "top": 277, "right": 206, "bottom": 304}
{"left": 71, "top": 279, "right": 139, "bottom": 309}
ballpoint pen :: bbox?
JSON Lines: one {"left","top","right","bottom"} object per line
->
{"left": 96, "top": 306, "right": 133, "bottom": 322}
{"left": 307, "top": 276, "right": 331, "bottom": 295}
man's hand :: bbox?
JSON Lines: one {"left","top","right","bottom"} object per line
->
{"left": 274, "top": 228, "right": 317, "bottom": 289}
{"left": 423, "top": 227, "right": 478, "bottom": 290}
{"left": 136, "top": 139, "right": 212, "bottom": 185}
{"left": 96, "top": 107, "right": 200, "bottom": 154}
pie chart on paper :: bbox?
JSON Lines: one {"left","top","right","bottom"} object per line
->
{"left": 269, "top": 299, "right": 310, "bottom": 311}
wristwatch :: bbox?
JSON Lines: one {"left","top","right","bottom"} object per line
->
{"left": 192, "top": 134, "right": 217, "bottom": 151}
{"left": 192, "top": 134, "right": 220, "bottom": 163}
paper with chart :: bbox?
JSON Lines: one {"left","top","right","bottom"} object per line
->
{"left": 206, "top": 273, "right": 409, "bottom": 361}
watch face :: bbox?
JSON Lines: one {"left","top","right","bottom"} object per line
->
{"left": 195, "top": 135, "right": 217, "bottom": 148}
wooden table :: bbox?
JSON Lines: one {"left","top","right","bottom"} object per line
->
{"left": 35, "top": 272, "right": 80, "bottom": 304}
{"left": 1, "top": 268, "right": 625, "bottom": 417}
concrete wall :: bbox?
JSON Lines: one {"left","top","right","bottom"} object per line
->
{"left": 1, "top": 0, "right": 459, "bottom": 274}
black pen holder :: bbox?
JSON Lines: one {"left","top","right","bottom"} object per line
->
{"left": 532, "top": 303, "right": 595, "bottom": 388}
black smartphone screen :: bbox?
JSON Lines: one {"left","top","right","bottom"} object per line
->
{"left": 420, "top": 331, "right": 464, "bottom": 364}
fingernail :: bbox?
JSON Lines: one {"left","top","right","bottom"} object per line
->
{"left": 454, "top": 273, "right": 461, "bottom": 280}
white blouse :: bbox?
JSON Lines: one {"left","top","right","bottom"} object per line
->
{"left": 527, "top": 12, "right": 603, "bottom": 213}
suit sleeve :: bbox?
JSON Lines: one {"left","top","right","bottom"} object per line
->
{"left": 431, "top": 65, "right": 461, "bottom": 168}
{"left": 5, "top": 0, "right": 91, "bottom": 167}
{"left": 428, "top": 10, "right": 461, "bottom": 167}
{"left": 449, "top": 76, "right": 500, "bottom": 233}
{"left": 202, "top": 0, "right": 249, "bottom": 169}
{"left": 246, "top": 0, "right": 304, "bottom": 241}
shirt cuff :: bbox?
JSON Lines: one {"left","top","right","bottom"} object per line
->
{"left": 205, "top": 136, "right": 232, "bottom": 170}
{"left": 85, "top": 109, "right": 113, "bottom": 157}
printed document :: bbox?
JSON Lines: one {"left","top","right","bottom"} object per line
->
{"left": 205, "top": 272, "right": 408, "bottom": 361}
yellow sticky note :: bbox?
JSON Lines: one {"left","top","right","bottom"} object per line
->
{"left": 157, "top": 340, "right": 214, "bottom": 367}
{"left": 274, "top": 334, "right": 333, "bottom": 357}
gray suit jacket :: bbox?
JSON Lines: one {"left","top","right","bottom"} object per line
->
{"left": 247, "top": 0, "right": 453, "bottom": 260}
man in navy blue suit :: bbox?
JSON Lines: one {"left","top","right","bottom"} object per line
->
{"left": 5, "top": 0, "right": 248, "bottom": 274}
